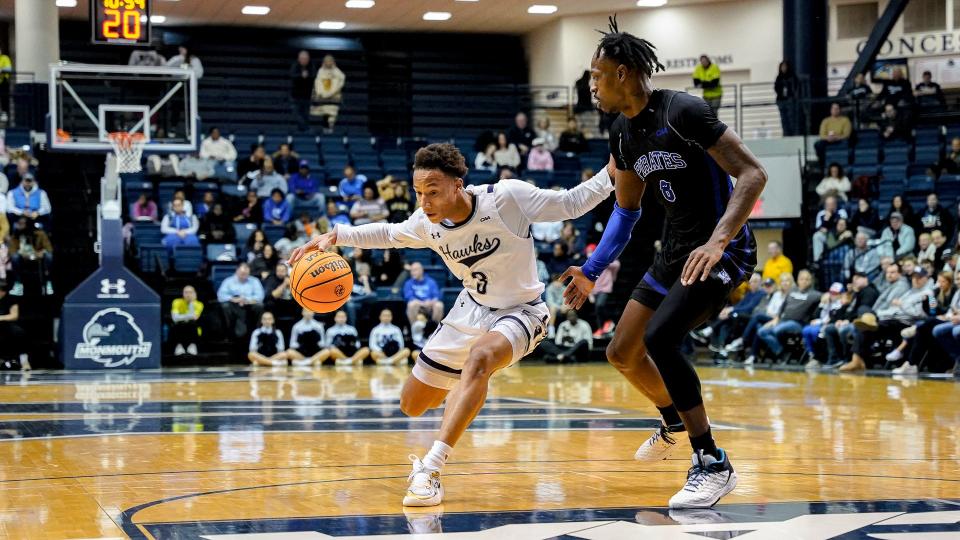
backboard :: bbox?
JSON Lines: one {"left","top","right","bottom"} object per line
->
{"left": 48, "top": 63, "right": 198, "bottom": 153}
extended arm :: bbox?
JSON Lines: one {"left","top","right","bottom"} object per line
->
{"left": 335, "top": 214, "right": 427, "bottom": 249}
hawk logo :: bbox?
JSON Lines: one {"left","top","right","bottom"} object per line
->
{"left": 74, "top": 308, "right": 152, "bottom": 368}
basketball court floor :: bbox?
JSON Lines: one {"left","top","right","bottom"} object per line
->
{"left": 0, "top": 362, "right": 956, "bottom": 539}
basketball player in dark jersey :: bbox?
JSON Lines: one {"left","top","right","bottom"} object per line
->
{"left": 563, "top": 17, "right": 767, "bottom": 508}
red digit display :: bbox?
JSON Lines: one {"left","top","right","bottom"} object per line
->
{"left": 91, "top": 0, "right": 151, "bottom": 45}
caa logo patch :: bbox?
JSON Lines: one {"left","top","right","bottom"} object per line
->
{"left": 74, "top": 308, "right": 153, "bottom": 368}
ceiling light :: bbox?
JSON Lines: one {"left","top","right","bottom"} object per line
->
{"left": 528, "top": 5, "right": 558, "bottom": 14}
{"left": 345, "top": 0, "right": 375, "bottom": 7}
{"left": 241, "top": 5, "right": 270, "bottom": 15}
{"left": 150, "top": 15, "right": 167, "bottom": 23}
{"left": 319, "top": 21, "right": 347, "bottom": 29}
{"left": 55, "top": 0, "right": 77, "bottom": 7}
{"left": 423, "top": 11, "right": 452, "bottom": 21}
{"left": 637, "top": 0, "right": 668, "bottom": 6}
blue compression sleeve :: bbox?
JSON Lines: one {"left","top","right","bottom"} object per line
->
{"left": 581, "top": 203, "right": 642, "bottom": 281}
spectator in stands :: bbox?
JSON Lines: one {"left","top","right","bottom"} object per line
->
{"left": 237, "top": 145, "right": 266, "bottom": 179}
{"left": 404, "top": 262, "right": 443, "bottom": 323}
{"left": 544, "top": 274, "right": 568, "bottom": 328}
{"left": 251, "top": 158, "right": 288, "bottom": 199}
{"left": 749, "top": 269, "right": 820, "bottom": 364}
{"left": 802, "top": 282, "right": 847, "bottom": 367}
{"left": 915, "top": 70, "right": 945, "bottom": 110}
{"left": 880, "top": 104, "right": 911, "bottom": 142}
{"left": 369, "top": 309, "right": 410, "bottom": 366}
{"left": 526, "top": 138, "right": 554, "bottom": 171}
{"left": 272, "top": 143, "right": 300, "bottom": 177}
{"left": 345, "top": 252, "right": 377, "bottom": 327}
{"left": 0, "top": 46, "right": 11, "bottom": 123}
{"left": 474, "top": 143, "right": 498, "bottom": 174}
{"left": 8, "top": 157, "right": 32, "bottom": 187}
{"left": 262, "top": 189, "right": 292, "bottom": 226}
{"left": 166, "top": 45, "right": 203, "bottom": 79}
{"left": 879, "top": 211, "right": 916, "bottom": 260}
{"left": 235, "top": 191, "right": 263, "bottom": 224}
{"left": 287, "top": 160, "right": 324, "bottom": 211}
{"left": 290, "top": 50, "right": 316, "bottom": 133}
{"left": 286, "top": 308, "right": 328, "bottom": 366}
{"left": 274, "top": 224, "right": 307, "bottom": 261}
{"left": 323, "top": 310, "right": 369, "bottom": 366}
{"left": 0, "top": 168, "right": 8, "bottom": 197}
{"left": 248, "top": 311, "right": 287, "bottom": 367}
{"left": 494, "top": 132, "right": 521, "bottom": 169}
{"left": 559, "top": 221, "right": 585, "bottom": 261}
{"left": 325, "top": 201, "right": 351, "bottom": 228}
{"left": 878, "top": 68, "right": 913, "bottom": 108}
{"left": 349, "top": 186, "right": 388, "bottom": 225}
{"left": 812, "top": 196, "right": 848, "bottom": 262}
{"left": 932, "top": 229, "right": 953, "bottom": 272}
{"left": 199, "top": 127, "right": 237, "bottom": 163}
{"left": 848, "top": 72, "right": 873, "bottom": 102}
{"left": 218, "top": 262, "right": 264, "bottom": 340}
{"left": 918, "top": 232, "right": 935, "bottom": 265}
{"left": 723, "top": 272, "right": 791, "bottom": 357}
{"left": 199, "top": 202, "right": 235, "bottom": 244}
{"left": 937, "top": 138, "right": 960, "bottom": 177}
{"left": 814, "top": 103, "right": 851, "bottom": 163}
{"left": 693, "top": 54, "right": 722, "bottom": 114}
{"left": 900, "top": 255, "right": 918, "bottom": 278}
{"left": 312, "top": 55, "right": 346, "bottom": 134}
{"left": 507, "top": 112, "right": 536, "bottom": 156}
{"left": 0, "top": 278, "right": 28, "bottom": 369}
{"left": 696, "top": 273, "right": 766, "bottom": 354}
{"left": 541, "top": 310, "right": 593, "bottom": 363}
{"left": 170, "top": 285, "right": 203, "bottom": 356}
{"left": 816, "top": 163, "right": 851, "bottom": 201}
{"left": 263, "top": 261, "right": 296, "bottom": 319}
{"left": 558, "top": 118, "right": 589, "bottom": 154}
{"left": 385, "top": 182, "right": 413, "bottom": 223}
{"left": 774, "top": 61, "right": 799, "bottom": 136}
{"left": 195, "top": 191, "right": 215, "bottom": 219}
{"left": 920, "top": 193, "right": 954, "bottom": 235}
{"left": 886, "top": 269, "right": 957, "bottom": 372}
{"left": 544, "top": 242, "right": 572, "bottom": 277}
{"left": 6, "top": 174, "right": 51, "bottom": 230}
{"left": 535, "top": 118, "right": 558, "bottom": 151}
{"left": 7, "top": 217, "right": 52, "bottom": 296}
{"left": 762, "top": 241, "right": 793, "bottom": 280}
{"left": 886, "top": 195, "right": 918, "bottom": 230}
{"left": 820, "top": 271, "right": 880, "bottom": 368}
{"left": 845, "top": 231, "right": 881, "bottom": 280}
{"left": 932, "top": 296, "right": 960, "bottom": 375}
{"left": 250, "top": 242, "right": 277, "bottom": 281}
{"left": 130, "top": 194, "right": 158, "bottom": 222}
{"left": 586, "top": 243, "right": 619, "bottom": 336}
{"left": 160, "top": 198, "right": 200, "bottom": 254}
{"left": 339, "top": 166, "right": 367, "bottom": 202}
{"left": 850, "top": 198, "right": 881, "bottom": 236}
{"left": 167, "top": 189, "right": 194, "bottom": 217}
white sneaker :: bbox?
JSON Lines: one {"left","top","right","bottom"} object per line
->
{"left": 668, "top": 449, "right": 738, "bottom": 509}
{"left": 891, "top": 362, "right": 918, "bottom": 375}
{"left": 724, "top": 338, "right": 744, "bottom": 352}
{"left": 743, "top": 355, "right": 755, "bottom": 366}
{"left": 403, "top": 455, "right": 443, "bottom": 507}
{"left": 805, "top": 358, "right": 821, "bottom": 370}
{"left": 885, "top": 349, "right": 904, "bottom": 362}
{"left": 174, "top": 344, "right": 185, "bottom": 356}
{"left": 19, "top": 354, "right": 30, "bottom": 371}
{"left": 44, "top": 282, "right": 53, "bottom": 296}
{"left": 634, "top": 423, "right": 682, "bottom": 462}
{"left": 186, "top": 343, "right": 198, "bottom": 356}
{"left": 9, "top": 282, "right": 23, "bottom": 296}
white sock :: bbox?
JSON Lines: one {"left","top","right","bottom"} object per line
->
{"left": 422, "top": 440, "right": 452, "bottom": 471}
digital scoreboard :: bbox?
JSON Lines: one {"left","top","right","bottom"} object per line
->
{"left": 91, "top": 0, "right": 152, "bottom": 45}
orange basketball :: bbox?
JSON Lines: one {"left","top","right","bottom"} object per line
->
{"left": 290, "top": 251, "right": 354, "bottom": 313}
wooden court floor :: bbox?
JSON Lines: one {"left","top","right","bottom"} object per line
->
{"left": 0, "top": 363, "right": 956, "bottom": 539}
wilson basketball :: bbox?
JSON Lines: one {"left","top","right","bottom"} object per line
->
{"left": 291, "top": 251, "right": 354, "bottom": 313}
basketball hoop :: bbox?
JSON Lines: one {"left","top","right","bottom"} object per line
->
{"left": 107, "top": 132, "right": 147, "bottom": 173}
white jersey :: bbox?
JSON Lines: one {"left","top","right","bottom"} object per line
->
{"left": 334, "top": 170, "right": 613, "bottom": 309}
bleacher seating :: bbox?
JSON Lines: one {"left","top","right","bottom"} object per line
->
{"left": 173, "top": 246, "right": 204, "bottom": 274}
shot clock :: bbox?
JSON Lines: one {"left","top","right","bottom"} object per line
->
{"left": 91, "top": 0, "right": 152, "bottom": 45}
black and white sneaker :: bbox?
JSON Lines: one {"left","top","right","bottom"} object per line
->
{"left": 668, "top": 449, "right": 738, "bottom": 509}
{"left": 634, "top": 422, "right": 683, "bottom": 462}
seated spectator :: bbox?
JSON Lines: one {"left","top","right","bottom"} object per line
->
{"left": 0, "top": 242, "right": 14, "bottom": 284}
{"left": 474, "top": 143, "right": 497, "bottom": 173}
{"left": 166, "top": 45, "right": 203, "bottom": 78}
{"left": 936, "top": 137, "right": 960, "bottom": 176}
{"left": 879, "top": 211, "right": 916, "bottom": 260}
{"left": 339, "top": 166, "right": 367, "bottom": 202}
{"left": 559, "top": 221, "right": 585, "bottom": 261}
{"left": 250, "top": 158, "right": 288, "bottom": 199}
{"left": 815, "top": 163, "right": 851, "bottom": 201}
{"left": 540, "top": 310, "right": 593, "bottom": 363}
{"left": 9, "top": 217, "right": 53, "bottom": 296}
{"left": 493, "top": 132, "right": 521, "bottom": 169}
{"left": 877, "top": 68, "right": 913, "bottom": 108}
{"left": 237, "top": 144, "right": 266, "bottom": 179}
{"left": 723, "top": 272, "right": 791, "bottom": 356}
{"left": 821, "top": 271, "right": 881, "bottom": 368}
{"left": 233, "top": 190, "right": 263, "bottom": 224}
{"left": 160, "top": 198, "right": 200, "bottom": 253}
{"left": 919, "top": 193, "right": 954, "bottom": 235}
{"left": 199, "top": 127, "right": 237, "bottom": 163}
{"left": 262, "top": 189, "right": 292, "bottom": 226}
{"left": 900, "top": 255, "right": 918, "bottom": 278}
{"left": 803, "top": 283, "right": 848, "bottom": 365}
{"left": 814, "top": 103, "right": 852, "bottom": 163}
{"left": 544, "top": 242, "right": 571, "bottom": 277}
{"left": 272, "top": 143, "right": 300, "bottom": 177}
{"left": 696, "top": 273, "right": 767, "bottom": 354}
{"left": 286, "top": 308, "right": 328, "bottom": 366}
{"left": 195, "top": 191, "right": 215, "bottom": 219}
{"left": 130, "top": 194, "right": 158, "bottom": 222}
{"left": 749, "top": 269, "right": 820, "bottom": 364}
{"left": 369, "top": 309, "right": 411, "bottom": 366}
{"left": 849, "top": 198, "right": 881, "bottom": 236}
{"left": 917, "top": 232, "right": 935, "bottom": 266}
{"left": 170, "top": 285, "right": 203, "bottom": 356}
{"left": 762, "top": 241, "right": 793, "bottom": 280}
{"left": 217, "top": 262, "right": 265, "bottom": 340}
{"left": 845, "top": 231, "right": 881, "bottom": 280}
{"left": 535, "top": 117, "right": 558, "bottom": 151}
{"left": 915, "top": 70, "right": 945, "bottom": 110}
{"left": 880, "top": 104, "right": 911, "bottom": 142}
{"left": 345, "top": 258, "right": 377, "bottom": 327}
{"left": 7, "top": 157, "right": 32, "bottom": 187}
{"left": 250, "top": 243, "right": 278, "bottom": 281}
{"left": 199, "top": 203, "right": 236, "bottom": 244}
{"left": 507, "top": 111, "right": 536, "bottom": 156}
{"left": 385, "top": 181, "right": 413, "bottom": 223}
{"left": 404, "top": 262, "right": 444, "bottom": 323}
{"left": 262, "top": 260, "right": 297, "bottom": 319}
{"left": 886, "top": 269, "right": 957, "bottom": 372}
{"left": 848, "top": 72, "right": 873, "bottom": 104}
{"left": 558, "top": 118, "right": 589, "bottom": 154}
{"left": 812, "top": 195, "right": 848, "bottom": 262}
{"left": 323, "top": 310, "right": 370, "bottom": 366}
{"left": 526, "top": 138, "right": 554, "bottom": 171}
{"left": 886, "top": 194, "right": 919, "bottom": 230}
{"left": 274, "top": 223, "right": 307, "bottom": 261}
{"left": 166, "top": 189, "right": 194, "bottom": 217}
{"left": 7, "top": 173, "right": 51, "bottom": 229}
{"left": 0, "top": 280, "right": 27, "bottom": 369}
{"left": 248, "top": 311, "right": 288, "bottom": 367}
{"left": 544, "top": 274, "right": 568, "bottom": 328}
{"left": 932, "top": 286, "right": 960, "bottom": 374}
{"left": 587, "top": 244, "right": 619, "bottom": 336}
{"left": 325, "top": 201, "right": 351, "bottom": 228}
{"left": 350, "top": 187, "right": 389, "bottom": 225}
{"left": 286, "top": 160, "right": 324, "bottom": 210}
{"left": 931, "top": 229, "right": 953, "bottom": 272}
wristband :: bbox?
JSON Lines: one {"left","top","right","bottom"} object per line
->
{"left": 581, "top": 203, "right": 641, "bottom": 281}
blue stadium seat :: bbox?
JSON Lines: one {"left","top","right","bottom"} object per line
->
{"left": 132, "top": 222, "right": 162, "bottom": 245}
{"left": 173, "top": 246, "right": 204, "bottom": 274}
{"left": 850, "top": 165, "right": 878, "bottom": 178}
{"left": 233, "top": 223, "right": 259, "bottom": 245}
{"left": 442, "top": 287, "right": 462, "bottom": 312}
{"left": 882, "top": 144, "right": 910, "bottom": 165}
{"left": 914, "top": 126, "right": 941, "bottom": 146}
{"left": 853, "top": 147, "right": 879, "bottom": 164}
{"left": 553, "top": 153, "right": 582, "bottom": 172}
{"left": 945, "top": 125, "right": 960, "bottom": 143}
{"left": 525, "top": 170, "right": 553, "bottom": 186}
{"left": 907, "top": 163, "right": 930, "bottom": 178}
{"left": 403, "top": 249, "right": 434, "bottom": 266}
{"left": 936, "top": 182, "right": 960, "bottom": 204}
{"left": 123, "top": 180, "right": 154, "bottom": 204}
{"left": 424, "top": 266, "right": 450, "bottom": 287}
{"left": 137, "top": 243, "right": 168, "bottom": 273}
{"left": 880, "top": 165, "right": 906, "bottom": 183}
{"left": 940, "top": 174, "right": 960, "bottom": 183}
{"left": 211, "top": 263, "right": 239, "bottom": 292}
{"left": 855, "top": 129, "right": 881, "bottom": 147}
{"left": 906, "top": 175, "right": 935, "bottom": 194}
{"left": 914, "top": 145, "right": 941, "bottom": 166}
{"left": 262, "top": 224, "right": 285, "bottom": 244}
{"left": 220, "top": 183, "right": 247, "bottom": 199}
{"left": 824, "top": 147, "right": 850, "bottom": 165}
{"left": 206, "top": 243, "right": 238, "bottom": 262}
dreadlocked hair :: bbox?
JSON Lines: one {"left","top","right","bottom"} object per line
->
{"left": 595, "top": 14, "right": 664, "bottom": 78}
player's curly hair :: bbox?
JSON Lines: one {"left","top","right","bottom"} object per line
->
{"left": 414, "top": 143, "right": 469, "bottom": 179}
{"left": 595, "top": 14, "right": 664, "bottom": 79}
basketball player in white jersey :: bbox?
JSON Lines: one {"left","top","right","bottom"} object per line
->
{"left": 289, "top": 143, "right": 614, "bottom": 506}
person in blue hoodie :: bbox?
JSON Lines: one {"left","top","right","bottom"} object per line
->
{"left": 262, "top": 189, "right": 292, "bottom": 226}
{"left": 286, "top": 159, "right": 325, "bottom": 211}
{"left": 403, "top": 262, "right": 443, "bottom": 323}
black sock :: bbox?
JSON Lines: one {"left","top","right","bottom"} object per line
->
{"left": 689, "top": 428, "right": 719, "bottom": 458}
{"left": 657, "top": 405, "right": 683, "bottom": 429}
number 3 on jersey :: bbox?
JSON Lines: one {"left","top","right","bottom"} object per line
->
{"left": 659, "top": 179, "right": 677, "bottom": 203}
{"left": 472, "top": 272, "right": 489, "bottom": 294}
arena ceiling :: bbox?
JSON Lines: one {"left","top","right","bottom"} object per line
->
{"left": 2, "top": 0, "right": 728, "bottom": 34}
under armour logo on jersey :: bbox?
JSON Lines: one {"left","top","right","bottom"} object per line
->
{"left": 431, "top": 232, "right": 441, "bottom": 239}
{"left": 460, "top": 300, "right": 465, "bottom": 307}
{"left": 480, "top": 216, "right": 491, "bottom": 222}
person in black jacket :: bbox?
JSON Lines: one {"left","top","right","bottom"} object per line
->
{"left": 290, "top": 50, "right": 316, "bottom": 132}
{"left": 774, "top": 61, "right": 799, "bottom": 136}
{"left": 820, "top": 272, "right": 880, "bottom": 368}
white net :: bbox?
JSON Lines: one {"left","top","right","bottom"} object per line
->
{"left": 107, "top": 132, "right": 147, "bottom": 173}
